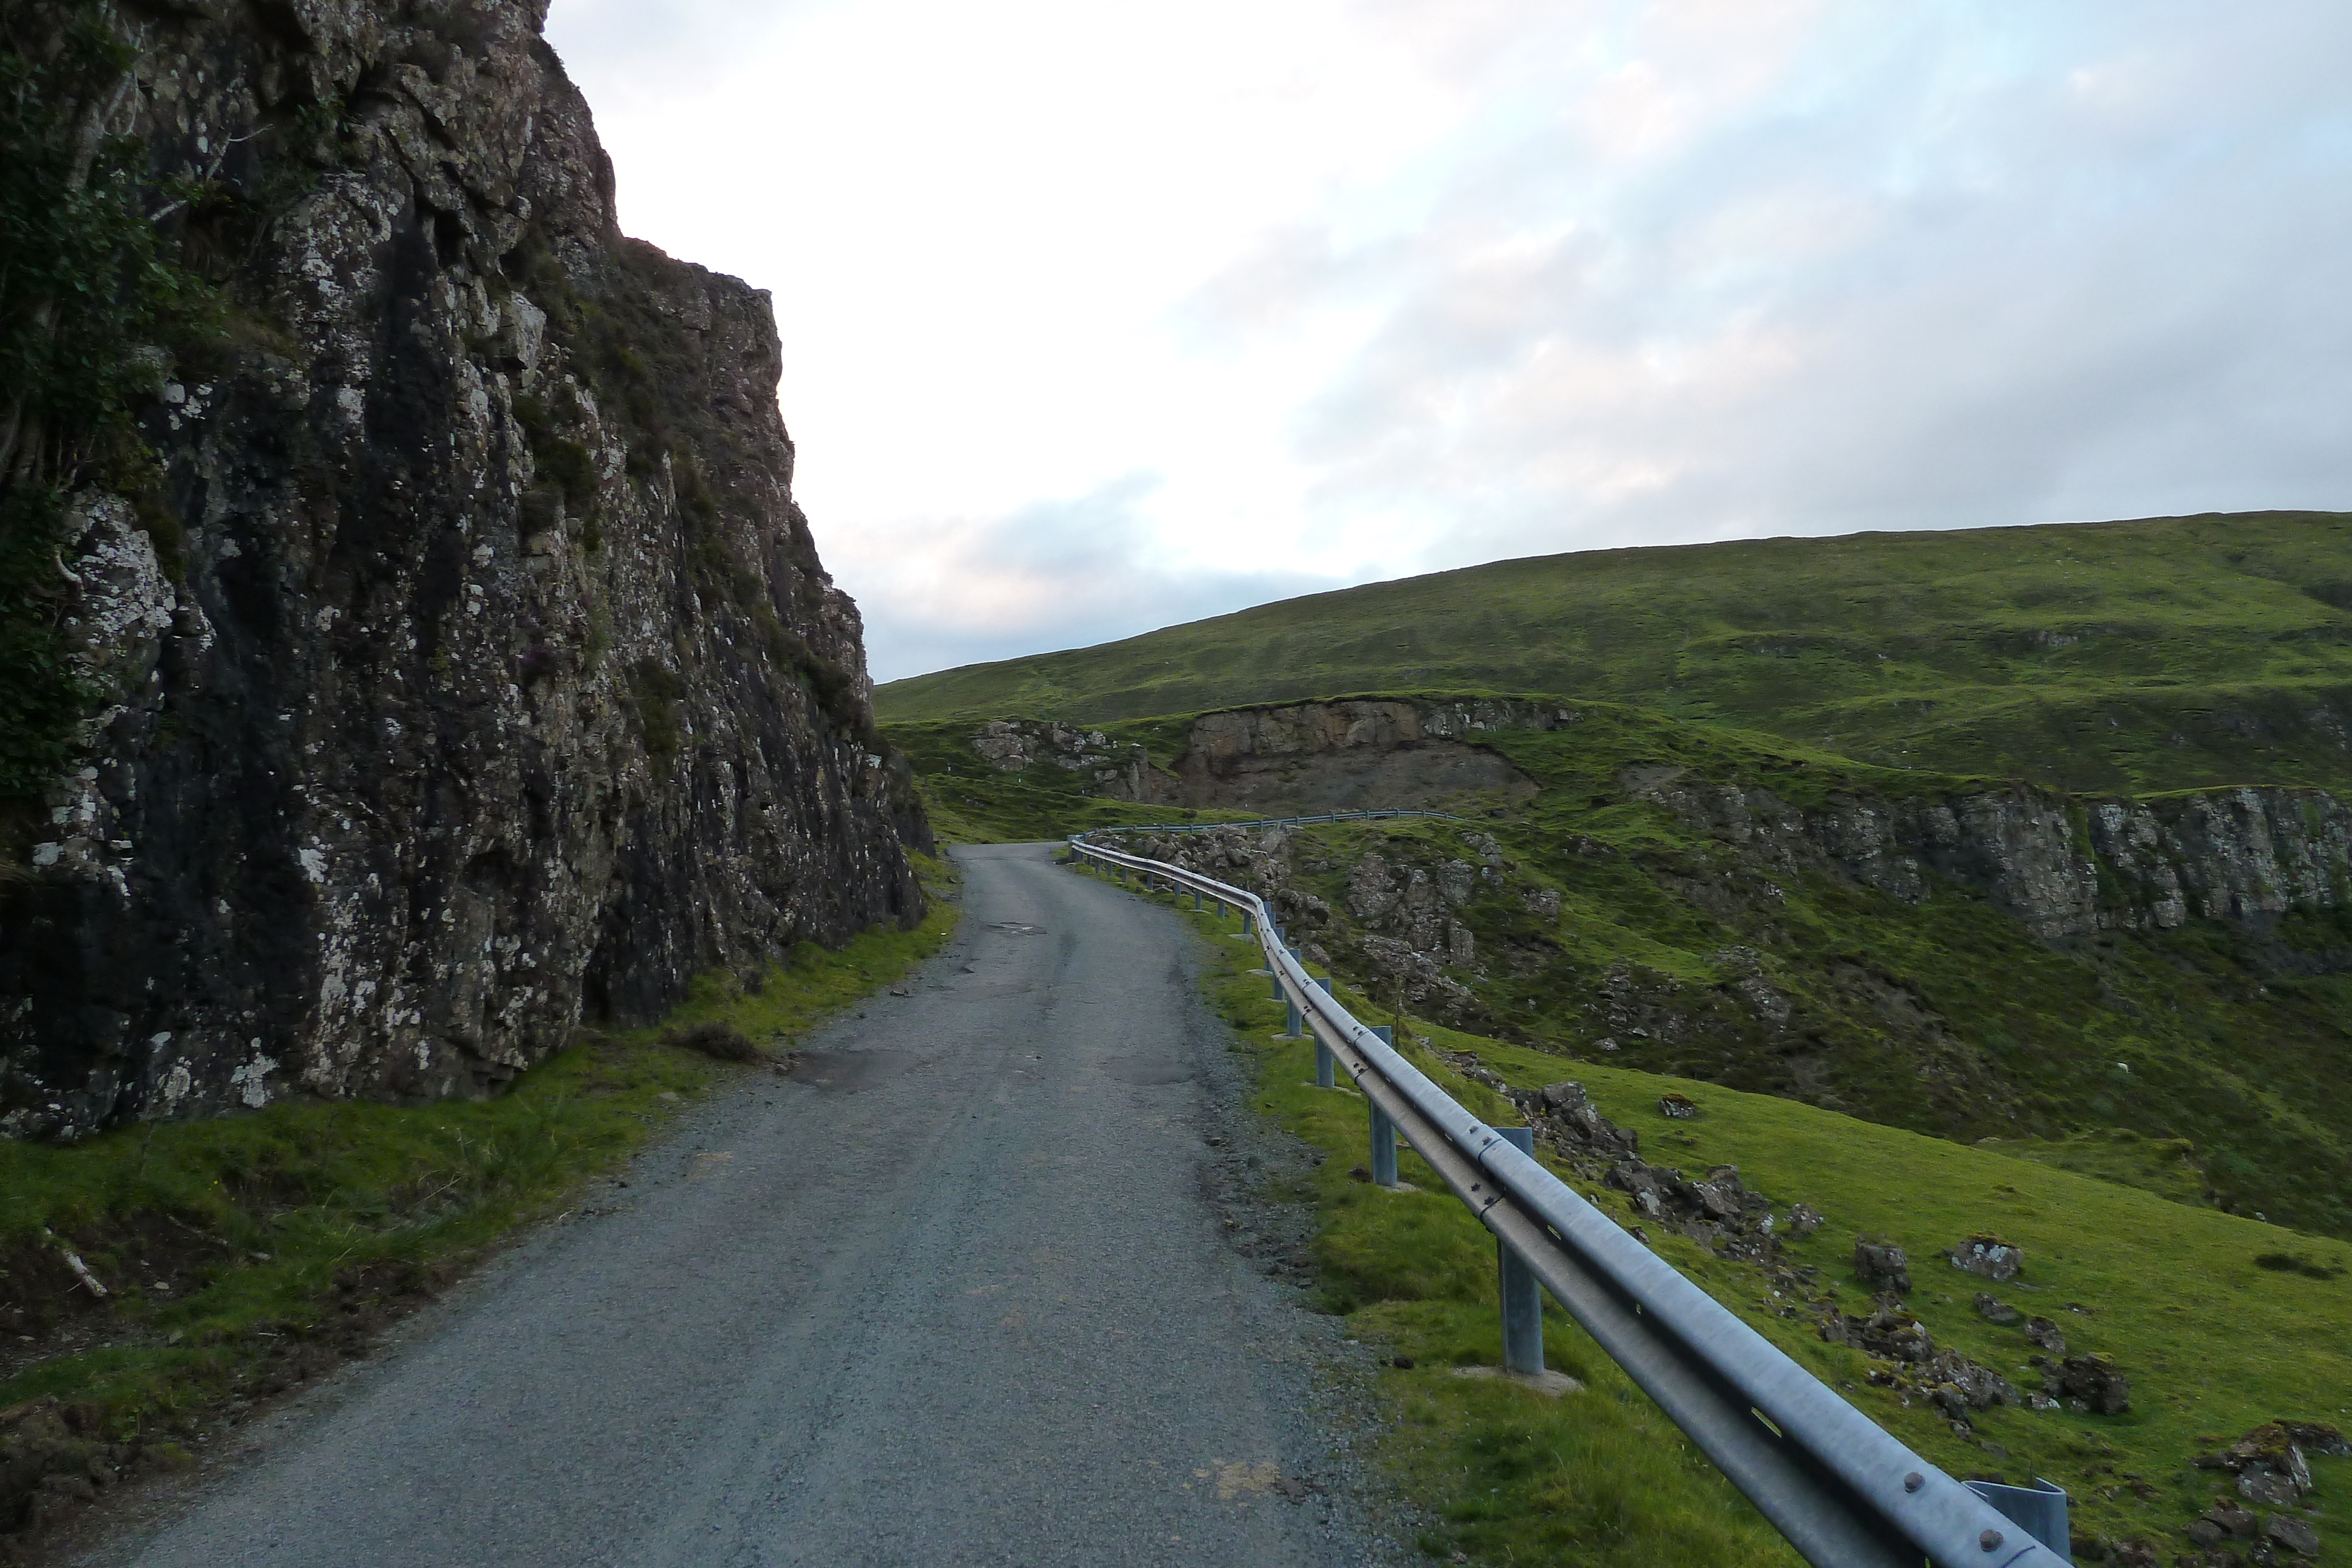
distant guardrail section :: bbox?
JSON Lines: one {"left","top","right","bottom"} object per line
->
{"left": 1093, "top": 807, "right": 1463, "bottom": 835}
{"left": 1068, "top": 827, "right": 2072, "bottom": 1568}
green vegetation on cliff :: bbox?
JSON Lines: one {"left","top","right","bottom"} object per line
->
{"left": 0, "top": 1, "right": 215, "bottom": 808}
{"left": 878, "top": 510, "right": 2352, "bottom": 797}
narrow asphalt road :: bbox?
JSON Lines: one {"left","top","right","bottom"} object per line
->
{"left": 93, "top": 842, "right": 1389, "bottom": 1568}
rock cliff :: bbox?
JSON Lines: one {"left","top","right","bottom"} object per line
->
{"left": 1, "top": 0, "right": 925, "bottom": 1139}
{"left": 1622, "top": 768, "right": 2352, "bottom": 943}
{"left": 1033, "top": 696, "right": 2352, "bottom": 948}
{"left": 968, "top": 698, "right": 1549, "bottom": 813}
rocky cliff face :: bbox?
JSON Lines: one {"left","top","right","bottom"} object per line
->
{"left": 1, "top": 0, "right": 925, "bottom": 1140}
{"left": 1622, "top": 769, "right": 2352, "bottom": 943}
{"left": 1044, "top": 696, "right": 2352, "bottom": 948}
{"left": 970, "top": 698, "right": 1549, "bottom": 813}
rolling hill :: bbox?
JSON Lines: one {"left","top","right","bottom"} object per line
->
{"left": 876, "top": 510, "right": 2352, "bottom": 796}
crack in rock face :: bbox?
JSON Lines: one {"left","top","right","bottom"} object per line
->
{"left": 2, "top": 1, "right": 930, "bottom": 1141}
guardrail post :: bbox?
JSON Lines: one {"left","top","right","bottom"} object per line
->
{"left": 1368, "top": 1026, "right": 1398, "bottom": 1183}
{"left": 1242, "top": 909, "right": 1254, "bottom": 934}
{"left": 1192, "top": 889, "right": 1202, "bottom": 911}
{"left": 1312, "top": 977, "right": 1335, "bottom": 1087}
{"left": 1965, "top": 1480, "right": 2070, "bottom": 1563}
{"left": 1495, "top": 1126, "right": 1545, "bottom": 1378}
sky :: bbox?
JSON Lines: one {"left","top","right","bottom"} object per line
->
{"left": 542, "top": 1, "right": 2352, "bottom": 684}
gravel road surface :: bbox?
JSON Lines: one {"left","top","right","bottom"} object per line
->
{"left": 94, "top": 842, "right": 1395, "bottom": 1568}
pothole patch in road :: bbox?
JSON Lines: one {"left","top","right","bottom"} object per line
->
{"left": 988, "top": 922, "right": 1048, "bottom": 936}
{"left": 1198, "top": 1459, "right": 1320, "bottom": 1504}
{"left": 785, "top": 1049, "right": 918, "bottom": 1093}
{"left": 1100, "top": 1055, "right": 1194, "bottom": 1086}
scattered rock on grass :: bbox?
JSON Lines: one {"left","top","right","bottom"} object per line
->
{"left": 2198, "top": 1499, "right": 2260, "bottom": 1540}
{"left": 2280, "top": 1419, "right": 2350, "bottom": 1457}
{"left": 1853, "top": 1236, "right": 1912, "bottom": 1293}
{"left": 1658, "top": 1091, "right": 1698, "bottom": 1119}
{"left": 2266, "top": 1513, "right": 2321, "bottom": 1559}
{"left": 1950, "top": 1233, "right": 2024, "bottom": 1281}
{"left": 1820, "top": 1296, "right": 1934, "bottom": 1362}
{"left": 2023, "top": 1316, "right": 2067, "bottom": 1355}
{"left": 1786, "top": 1202, "right": 1822, "bottom": 1238}
{"left": 1973, "top": 1292, "right": 2023, "bottom": 1326}
{"left": 2036, "top": 1352, "right": 2131, "bottom": 1416}
{"left": 1920, "top": 1350, "right": 2021, "bottom": 1419}
{"left": 2193, "top": 1422, "right": 2322, "bottom": 1506}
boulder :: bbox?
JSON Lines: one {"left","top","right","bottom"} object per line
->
{"left": 1853, "top": 1237, "right": 1912, "bottom": 1293}
{"left": 1786, "top": 1202, "right": 1823, "bottom": 1238}
{"left": 2200, "top": 1500, "right": 2260, "bottom": 1540}
{"left": 1826, "top": 1298, "right": 1935, "bottom": 1362}
{"left": 2196, "top": 1423, "right": 2317, "bottom": 1507}
{"left": 1973, "top": 1292, "right": 2023, "bottom": 1326}
{"left": 1659, "top": 1091, "right": 1699, "bottom": 1119}
{"left": 1922, "top": 1350, "right": 2019, "bottom": 1410}
{"left": 2278, "top": 1419, "right": 2350, "bottom": 1457}
{"left": 2023, "top": 1316, "right": 2067, "bottom": 1355}
{"left": 1950, "top": 1234, "right": 2024, "bottom": 1281}
{"left": 1540, "top": 1081, "right": 1588, "bottom": 1112}
{"left": 2240, "top": 1465, "right": 2311, "bottom": 1510}
{"left": 2040, "top": 1353, "right": 2131, "bottom": 1415}
{"left": 2266, "top": 1514, "right": 2321, "bottom": 1559}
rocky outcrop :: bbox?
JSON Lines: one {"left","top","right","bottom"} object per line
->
{"left": 0, "top": 1, "right": 924, "bottom": 1139}
{"left": 968, "top": 720, "right": 1156, "bottom": 797}
{"left": 1108, "top": 821, "right": 1505, "bottom": 1018}
{"left": 1622, "top": 768, "right": 2352, "bottom": 942}
{"left": 1162, "top": 700, "right": 1545, "bottom": 813}
{"left": 973, "top": 698, "right": 1551, "bottom": 813}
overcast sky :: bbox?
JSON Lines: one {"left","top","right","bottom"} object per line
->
{"left": 544, "top": 1, "right": 2352, "bottom": 684}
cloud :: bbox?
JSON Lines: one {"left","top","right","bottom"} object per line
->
{"left": 840, "top": 474, "right": 1336, "bottom": 683}
{"left": 547, "top": 0, "right": 2352, "bottom": 682}
{"left": 1248, "top": 0, "right": 2352, "bottom": 563}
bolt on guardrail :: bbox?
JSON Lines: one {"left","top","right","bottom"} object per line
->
{"left": 1067, "top": 832, "right": 2070, "bottom": 1568}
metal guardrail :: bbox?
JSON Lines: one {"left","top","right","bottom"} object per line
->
{"left": 1068, "top": 831, "right": 2070, "bottom": 1568}
{"left": 1094, "top": 808, "right": 1462, "bottom": 835}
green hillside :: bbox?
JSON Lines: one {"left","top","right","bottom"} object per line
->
{"left": 876, "top": 510, "right": 2352, "bottom": 795}
{"left": 1154, "top": 881, "right": 2352, "bottom": 1565}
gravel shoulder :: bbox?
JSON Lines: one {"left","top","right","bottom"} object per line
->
{"left": 73, "top": 842, "right": 1408, "bottom": 1568}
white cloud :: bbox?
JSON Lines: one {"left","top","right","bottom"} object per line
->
{"left": 849, "top": 474, "right": 1334, "bottom": 681}
{"left": 546, "top": 0, "right": 2352, "bottom": 683}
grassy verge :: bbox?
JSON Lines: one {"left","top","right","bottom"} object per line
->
{"left": 1084, "top": 862, "right": 2351, "bottom": 1565}
{"left": 0, "top": 853, "right": 960, "bottom": 1523}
